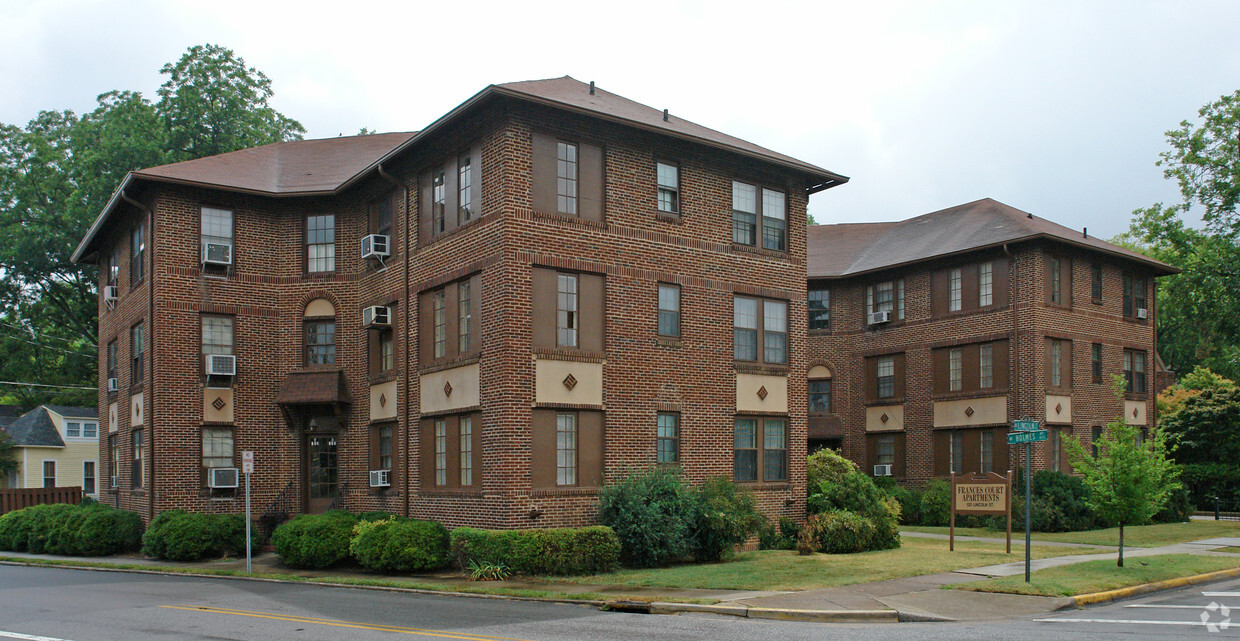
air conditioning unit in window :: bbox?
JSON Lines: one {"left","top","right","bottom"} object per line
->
{"left": 869, "top": 311, "right": 892, "bottom": 325}
{"left": 206, "top": 354, "right": 236, "bottom": 377}
{"left": 873, "top": 464, "right": 893, "bottom": 477}
{"left": 1136, "top": 308, "right": 1148, "bottom": 319}
{"left": 369, "top": 469, "right": 391, "bottom": 488}
{"left": 107, "top": 377, "right": 118, "bottom": 393}
{"left": 208, "top": 467, "right": 239, "bottom": 489}
{"left": 363, "top": 305, "right": 390, "bottom": 327}
{"left": 202, "top": 242, "right": 233, "bottom": 266}
{"left": 361, "top": 234, "right": 390, "bottom": 259}
{"left": 110, "top": 475, "right": 118, "bottom": 489}
{"left": 103, "top": 285, "right": 119, "bottom": 306}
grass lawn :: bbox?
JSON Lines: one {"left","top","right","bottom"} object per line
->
{"left": 903, "top": 520, "right": 1240, "bottom": 548}
{"left": 552, "top": 537, "right": 1105, "bottom": 592}
{"left": 952, "top": 554, "right": 1240, "bottom": 597}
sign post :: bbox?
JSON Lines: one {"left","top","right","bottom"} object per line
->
{"left": 949, "top": 471, "right": 1012, "bottom": 553}
{"left": 242, "top": 450, "right": 254, "bottom": 574}
{"left": 1009, "top": 419, "right": 1041, "bottom": 583}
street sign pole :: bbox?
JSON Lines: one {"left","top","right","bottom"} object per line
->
{"left": 242, "top": 451, "right": 254, "bottom": 574}
{"left": 1024, "top": 441, "right": 1032, "bottom": 582}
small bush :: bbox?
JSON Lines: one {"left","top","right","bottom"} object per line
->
{"left": 74, "top": 504, "right": 144, "bottom": 556}
{"left": 886, "top": 485, "right": 922, "bottom": 525}
{"left": 350, "top": 518, "right": 450, "bottom": 573}
{"left": 0, "top": 504, "right": 73, "bottom": 552}
{"left": 919, "top": 479, "right": 951, "bottom": 526}
{"left": 803, "top": 510, "right": 879, "bottom": 554}
{"left": 142, "top": 510, "right": 252, "bottom": 561}
{"left": 808, "top": 471, "right": 900, "bottom": 551}
{"left": 450, "top": 526, "right": 620, "bottom": 576}
{"left": 24, "top": 503, "right": 77, "bottom": 554}
{"left": 806, "top": 448, "right": 858, "bottom": 490}
{"left": 356, "top": 511, "right": 398, "bottom": 522}
{"left": 597, "top": 467, "right": 694, "bottom": 568}
{"left": 272, "top": 510, "right": 357, "bottom": 569}
{"left": 687, "top": 477, "right": 765, "bottom": 562}
{"left": 1154, "top": 484, "right": 1194, "bottom": 523}
{"left": 759, "top": 516, "right": 801, "bottom": 551}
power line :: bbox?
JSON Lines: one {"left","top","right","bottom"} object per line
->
{"left": 0, "top": 319, "right": 89, "bottom": 346}
{"left": 0, "top": 331, "right": 96, "bottom": 359}
{"left": 0, "top": 381, "right": 97, "bottom": 391}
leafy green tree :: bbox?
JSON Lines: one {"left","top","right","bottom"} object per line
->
{"left": 1066, "top": 377, "right": 1181, "bottom": 567}
{"left": 0, "top": 428, "right": 17, "bottom": 477}
{"left": 1124, "top": 90, "right": 1240, "bottom": 381}
{"left": 0, "top": 44, "right": 303, "bottom": 405}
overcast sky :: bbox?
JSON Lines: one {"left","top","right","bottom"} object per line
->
{"left": 3, "top": 0, "right": 1237, "bottom": 238}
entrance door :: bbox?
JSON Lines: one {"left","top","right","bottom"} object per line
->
{"left": 305, "top": 434, "right": 339, "bottom": 514}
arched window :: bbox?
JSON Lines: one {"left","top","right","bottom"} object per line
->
{"left": 304, "top": 298, "right": 336, "bottom": 365}
{"left": 808, "top": 365, "right": 832, "bottom": 414}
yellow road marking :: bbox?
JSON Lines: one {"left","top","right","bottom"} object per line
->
{"left": 159, "top": 605, "right": 537, "bottom": 641}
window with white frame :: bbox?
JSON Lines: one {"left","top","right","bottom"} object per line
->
{"left": 732, "top": 181, "right": 757, "bottom": 245}
{"left": 980, "top": 344, "right": 994, "bottom": 388}
{"left": 43, "top": 461, "right": 55, "bottom": 488}
{"left": 557, "top": 274, "right": 579, "bottom": 348}
{"left": 761, "top": 189, "right": 786, "bottom": 252}
{"left": 556, "top": 412, "right": 577, "bottom": 486}
{"left": 306, "top": 214, "right": 335, "bottom": 272}
{"left": 658, "top": 284, "right": 680, "bottom": 338}
{"left": 979, "top": 262, "right": 993, "bottom": 307}
{"left": 657, "top": 412, "right": 678, "bottom": 464}
{"left": 556, "top": 142, "right": 578, "bottom": 215}
{"left": 200, "top": 207, "right": 233, "bottom": 261}
{"left": 202, "top": 428, "right": 233, "bottom": 469}
{"left": 433, "top": 290, "right": 447, "bottom": 358}
{"left": 656, "top": 162, "right": 679, "bottom": 214}
{"left": 83, "top": 461, "right": 96, "bottom": 494}
{"left": 980, "top": 430, "right": 993, "bottom": 473}
{"left": 434, "top": 418, "right": 448, "bottom": 486}
{"left": 459, "top": 416, "right": 473, "bottom": 486}
{"left": 867, "top": 279, "right": 905, "bottom": 319}
{"left": 458, "top": 282, "right": 473, "bottom": 354}
{"left": 949, "top": 348, "right": 963, "bottom": 391}
{"left": 1050, "top": 340, "right": 1063, "bottom": 387}
{"left": 949, "top": 268, "right": 962, "bottom": 312}
{"left": 876, "top": 434, "right": 895, "bottom": 467}
{"left": 877, "top": 356, "right": 895, "bottom": 399}
{"left": 458, "top": 155, "right": 474, "bottom": 223}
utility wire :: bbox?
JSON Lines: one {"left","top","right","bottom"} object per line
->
{"left": 0, "top": 331, "right": 96, "bottom": 359}
{"left": 0, "top": 319, "right": 89, "bottom": 346}
{"left": 0, "top": 381, "right": 97, "bottom": 390}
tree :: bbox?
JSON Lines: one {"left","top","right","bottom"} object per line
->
{"left": 0, "top": 427, "right": 16, "bottom": 477}
{"left": 1157, "top": 368, "right": 1240, "bottom": 506}
{"left": 1066, "top": 377, "right": 1181, "bottom": 567}
{"left": 0, "top": 44, "right": 303, "bottom": 405}
{"left": 1124, "top": 90, "right": 1240, "bottom": 381}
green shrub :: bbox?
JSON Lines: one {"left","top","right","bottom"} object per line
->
{"left": 450, "top": 525, "right": 620, "bottom": 576}
{"left": 803, "top": 510, "right": 878, "bottom": 554}
{"left": 1181, "top": 463, "right": 1240, "bottom": 506}
{"left": 349, "top": 518, "right": 450, "bottom": 573}
{"left": 886, "top": 485, "right": 922, "bottom": 525}
{"left": 24, "top": 503, "right": 77, "bottom": 554}
{"left": 597, "top": 467, "right": 694, "bottom": 567}
{"left": 142, "top": 510, "right": 252, "bottom": 561}
{"left": 74, "top": 504, "right": 144, "bottom": 556}
{"left": 759, "top": 516, "right": 801, "bottom": 550}
{"left": 806, "top": 448, "right": 858, "bottom": 490}
{"left": 808, "top": 471, "right": 900, "bottom": 551}
{"left": 356, "top": 511, "right": 398, "bottom": 522}
{"left": 1153, "top": 483, "right": 1194, "bottom": 523}
{"left": 687, "top": 477, "right": 765, "bottom": 562}
{"left": 919, "top": 479, "right": 951, "bottom": 526}
{"left": 272, "top": 510, "right": 357, "bottom": 569}
{"left": 0, "top": 504, "right": 72, "bottom": 552}
{"left": 0, "top": 503, "right": 142, "bottom": 556}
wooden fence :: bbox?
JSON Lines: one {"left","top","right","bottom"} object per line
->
{"left": 0, "top": 487, "right": 83, "bottom": 514}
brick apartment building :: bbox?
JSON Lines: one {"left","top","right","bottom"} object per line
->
{"left": 805, "top": 198, "right": 1176, "bottom": 482}
{"left": 71, "top": 76, "right": 848, "bottom": 526}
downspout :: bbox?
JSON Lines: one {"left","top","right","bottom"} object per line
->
{"left": 120, "top": 190, "right": 155, "bottom": 524}
{"left": 377, "top": 164, "right": 411, "bottom": 518}
{"left": 1002, "top": 243, "right": 1019, "bottom": 472}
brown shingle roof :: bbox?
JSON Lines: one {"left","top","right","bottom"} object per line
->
{"left": 808, "top": 198, "right": 1177, "bottom": 278}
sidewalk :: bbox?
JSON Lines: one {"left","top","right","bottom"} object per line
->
{"left": 5, "top": 533, "right": 1240, "bottom": 623}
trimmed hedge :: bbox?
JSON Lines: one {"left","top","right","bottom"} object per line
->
{"left": 271, "top": 510, "right": 357, "bottom": 569}
{"left": 451, "top": 526, "right": 620, "bottom": 576}
{"left": 0, "top": 502, "right": 143, "bottom": 557}
{"left": 142, "top": 510, "right": 251, "bottom": 561}
{"left": 802, "top": 510, "right": 878, "bottom": 554}
{"left": 350, "top": 518, "right": 451, "bottom": 573}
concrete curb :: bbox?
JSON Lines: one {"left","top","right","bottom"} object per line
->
{"left": 648, "top": 601, "right": 900, "bottom": 623}
{"left": 1073, "top": 566, "right": 1240, "bottom": 606}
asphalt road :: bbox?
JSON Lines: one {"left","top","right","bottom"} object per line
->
{"left": 1, "top": 564, "right": 1238, "bottom": 640}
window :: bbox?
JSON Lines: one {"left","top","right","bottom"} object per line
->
{"left": 656, "top": 412, "right": 678, "bottom": 464}
{"left": 132, "top": 429, "right": 144, "bottom": 488}
{"left": 980, "top": 344, "right": 994, "bottom": 388}
{"left": 732, "top": 181, "right": 757, "bottom": 245}
{"left": 1123, "top": 274, "right": 1147, "bottom": 318}
{"left": 458, "top": 281, "right": 472, "bottom": 354}
{"left": 657, "top": 284, "right": 680, "bottom": 338}
{"left": 867, "top": 279, "right": 905, "bottom": 320}
{"left": 1091, "top": 263, "right": 1103, "bottom": 302}
{"left": 556, "top": 412, "right": 577, "bottom": 486}
{"left": 1051, "top": 428, "right": 1063, "bottom": 472}
{"left": 949, "top": 348, "right": 963, "bottom": 391}
{"left": 83, "top": 461, "right": 96, "bottom": 495}
{"left": 433, "top": 290, "right": 447, "bottom": 358}
{"left": 734, "top": 297, "right": 787, "bottom": 364}
{"left": 656, "top": 162, "right": 678, "bottom": 214}
{"left": 67, "top": 422, "right": 81, "bottom": 438}
{"left": 1124, "top": 349, "right": 1147, "bottom": 394}
{"left": 557, "top": 273, "right": 579, "bottom": 348}
{"left": 305, "top": 321, "right": 336, "bottom": 365}
{"left": 459, "top": 416, "right": 473, "bottom": 486}
{"left": 379, "top": 329, "right": 395, "bottom": 373}
{"left": 556, "top": 142, "right": 578, "bottom": 215}
{"left": 202, "top": 315, "right": 234, "bottom": 361}
{"left": 1050, "top": 339, "right": 1063, "bottom": 388}
{"left": 808, "top": 379, "right": 831, "bottom": 413}
{"left": 84, "top": 422, "right": 97, "bottom": 439}
{"left": 763, "top": 419, "right": 787, "bottom": 482}
{"left": 876, "top": 434, "right": 895, "bottom": 467}
{"left": 200, "top": 207, "right": 233, "bottom": 262}
{"left": 43, "top": 461, "right": 55, "bottom": 488}
{"left": 432, "top": 170, "right": 446, "bottom": 234}
{"left": 979, "top": 262, "right": 993, "bottom": 307}
{"left": 131, "top": 323, "right": 144, "bottom": 384}
{"left": 951, "top": 431, "right": 964, "bottom": 475}
{"left": 808, "top": 288, "right": 830, "bottom": 330}
{"left": 377, "top": 424, "right": 393, "bottom": 472}
{"left": 1091, "top": 425, "right": 1103, "bottom": 458}
{"left": 733, "top": 418, "right": 758, "bottom": 482}
{"left": 1049, "top": 257, "right": 1062, "bottom": 305}
{"left": 459, "top": 155, "right": 474, "bottom": 224}
{"left": 877, "top": 356, "right": 895, "bottom": 399}
{"left": 107, "top": 340, "right": 118, "bottom": 386}
{"left": 306, "top": 214, "right": 335, "bottom": 273}
{"left": 373, "top": 194, "right": 393, "bottom": 237}
{"left": 202, "top": 428, "right": 233, "bottom": 469}
{"left": 434, "top": 419, "right": 448, "bottom": 487}
{"left": 949, "top": 268, "right": 962, "bottom": 312}
{"left": 109, "top": 435, "right": 118, "bottom": 489}
{"left": 761, "top": 189, "right": 787, "bottom": 252}
{"left": 1092, "top": 343, "right": 1103, "bottom": 384}
{"left": 980, "top": 430, "right": 993, "bottom": 473}
{"left": 107, "top": 246, "right": 120, "bottom": 287}
{"left": 130, "top": 219, "right": 145, "bottom": 284}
